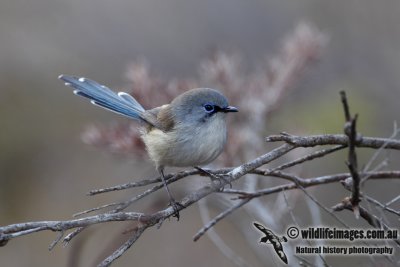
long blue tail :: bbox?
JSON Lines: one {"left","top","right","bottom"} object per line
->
{"left": 59, "top": 75, "right": 146, "bottom": 122}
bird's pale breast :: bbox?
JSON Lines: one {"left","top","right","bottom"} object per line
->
{"left": 142, "top": 114, "right": 227, "bottom": 169}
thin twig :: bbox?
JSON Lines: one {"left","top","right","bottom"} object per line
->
{"left": 340, "top": 91, "right": 351, "bottom": 121}
{"left": 97, "top": 226, "right": 147, "bottom": 267}
{"left": 252, "top": 171, "right": 400, "bottom": 191}
{"left": 269, "top": 145, "right": 345, "bottom": 171}
{"left": 340, "top": 91, "right": 361, "bottom": 218}
{"left": 332, "top": 198, "right": 400, "bottom": 247}
{"left": 88, "top": 169, "right": 202, "bottom": 196}
{"left": 265, "top": 133, "right": 400, "bottom": 150}
{"left": 0, "top": 126, "right": 400, "bottom": 266}
{"left": 346, "top": 115, "right": 361, "bottom": 217}
{"left": 73, "top": 203, "right": 121, "bottom": 217}
{"left": 63, "top": 227, "right": 84, "bottom": 246}
{"left": 363, "top": 121, "right": 399, "bottom": 174}
{"left": 364, "top": 196, "right": 400, "bottom": 217}
{"left": 48, "top": 231, "right": 64, "bottom": 251}
{"left": 68, "top": 170, "right": 208, "bottom": 242}
{"left": 340, "top": 177, "right": 400, "bottom": 217}
{"left": 197, "top": 199, "right": 251, "bottom": 267}
{"left": 282, "top": 191, "right": 330, "bottom": 267}
{"left": 2, "top": 170, "right": 398, "bottom": 246}
{"left": 295, "top": 184, "right": 350, "bottom": 229}
{"left": 0, "top": 212, "right": 145, "bottom": 244}
{"left": 193, "top": 198, "right": 251, "bottom": 241}
{"left": 385, "top": 195, "right": 400, "bottom": 208}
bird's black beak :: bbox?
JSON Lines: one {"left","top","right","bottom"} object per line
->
{"left": 222, "top": 106, "right": 238, "bottom": 113}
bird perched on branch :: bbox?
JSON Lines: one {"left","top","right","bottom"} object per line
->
{"left": 59, "top": 75, "right": 238, "bottom": 219}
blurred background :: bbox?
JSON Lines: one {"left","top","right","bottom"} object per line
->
{"left": 1, "top": 0, "right": 399, "bottom": 266}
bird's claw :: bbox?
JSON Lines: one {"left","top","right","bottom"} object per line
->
{"left": 169, "top": 198, "right": 184, "bottom": 221}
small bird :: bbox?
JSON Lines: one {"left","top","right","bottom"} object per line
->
{"left": 59, "top": 75, "right": 238, "bottom": 219}
{"left": 253, "top": 222, "right": 288, "bottom": 264}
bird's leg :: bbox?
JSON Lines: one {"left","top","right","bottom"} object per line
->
{"left": 159, "top": 167, "right": 183, "bottom": 220}
{"left": 194, "top": 166, "right": 232, "bottom": 189}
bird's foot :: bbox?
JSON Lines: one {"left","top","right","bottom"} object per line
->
{"left": 169, "top": 198, "right": 184, "bottom": 221}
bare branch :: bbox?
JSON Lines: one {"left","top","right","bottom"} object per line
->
{"left": 340, "top": 91, "right": 351, "bottom": 121}
{"left": 1, "top": 167, "right": 398, "bottom": 249}
{"left": 63, "top": 227, "right": 84, "bottom": 246}
{"left": 282, "top": 191, "right": 330, "bottom": 267}
{"left": 340, "top": 90, "right": 361, "bottom": 218}
{"left": 332, "top": 198, "right": 400, "bottom": 248}
{"left": 363, "top": 121, "right": 399, "bottom": 173}
{"left": 269, "top": 145, "right": 346, "bottom": 171}
{"left": 197, "top": 199, "right": 251, "bottom": 267}
{"left": 364, "top": 196, "right": 400, "bottom": 217}
{"left": 385, "top": 195, "right": 400, "bottom": 208}
{"left": 346, "top": 115, "right": 361, "bottom": 215}
{"left": 0, "top": 212, "right": 144, "bottom": 245}
{"left": 265, "top": 133, "right": 400, "bottom": 149}
{"left": 193, "top": 198, "right": 251, "bottom": 242}
{"left": 1, "top": 92, "right": 400, "bottom": 265}
{"left": 340, "top": 177, "right": 400, "bottom": 218}
{"left": 88, "top": 169, "right": 202, "bottom": 196}
{"left": 98, "top": 226, "right": 147, "bottom": 267}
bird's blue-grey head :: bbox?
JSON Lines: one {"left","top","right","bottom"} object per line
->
{"left": 170, "top": 88, "right": 238, "bottom": 124}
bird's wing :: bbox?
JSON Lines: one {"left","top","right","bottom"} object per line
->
{"left": 273, "top": 247, "right": 288, "bottom": 264}
{"left": 143, "top": 105, "right": 175, "bottom": 132}
{"left": 254, "top": 222, "right": 271, "bottom": 235}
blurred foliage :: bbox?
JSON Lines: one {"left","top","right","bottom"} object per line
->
{"left": 272, "top": 84, "right": 378, "bottom": 135}
{"left": 1, "top": 0, "right": 399, "bottom": 266}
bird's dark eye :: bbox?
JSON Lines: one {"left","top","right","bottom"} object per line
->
{"left": 203, "top": 104, "right": 215, "bottom": 113}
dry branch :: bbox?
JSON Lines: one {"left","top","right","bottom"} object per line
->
{"left": 340, "top": 91, "right": 362, "bottom": 217}
{"left": 1, "top": 91, "right": 400, "bottom": 266}
{"left": 1, "top": 131, "right": 399, "bottom": 265}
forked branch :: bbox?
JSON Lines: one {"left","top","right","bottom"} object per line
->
{"left": 1, "top": 92, "right": 400, "bottom": 266}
